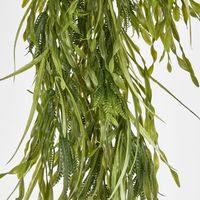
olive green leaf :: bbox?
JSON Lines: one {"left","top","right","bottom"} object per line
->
{"left": 1, "top": 0, "right": 200, "bottom": 199}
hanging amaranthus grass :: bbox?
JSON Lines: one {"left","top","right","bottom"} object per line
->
{"left": 1, "top": 0, "right": 200, "bottom": 199}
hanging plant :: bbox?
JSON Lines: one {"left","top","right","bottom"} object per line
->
{"left": 1, "top": 0, "right": 200, "bottom": 199}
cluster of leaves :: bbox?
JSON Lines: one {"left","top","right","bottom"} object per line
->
{"left": 1, "top": 0, "right": 200, "bottom": 199}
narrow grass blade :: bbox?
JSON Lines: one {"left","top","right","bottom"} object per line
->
{"left": 24, "top": 161, "right": 42, "bottom": 200}
{"left": 13, "top": 1, "right": 33, "bottom": 80}
{"left": 0, "top": 50, "right": 48, "bottom": 81}
{"left": 108, "top": 124, "right": 131, "bottom": 200}
{"left": 7, "top": 57, "right": 46, "bottom": 163}
{"left": 150, "top": 76, "right": 200, "bottom": 120}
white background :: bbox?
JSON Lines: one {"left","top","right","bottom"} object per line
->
{"left": 0, "top": 1, "right": 200, "bottom": 199}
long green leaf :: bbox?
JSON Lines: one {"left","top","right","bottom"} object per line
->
{"left": 13, "top": 1, "right": 33, "bottom": 80}
{"left": 0, "top": 50, "right": 48, "bottom": 81}
{"left": 108, "top": 123, "right": 131, "bottom": 200}
{"left": 150, "top": 76, "right": 200, "bottom": 120}
{"left": 7, "top": 57, "right": 47, "bottom": 163}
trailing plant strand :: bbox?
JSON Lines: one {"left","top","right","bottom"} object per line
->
{"left": 1, "top": 0, "right": 200, "bottom": 199}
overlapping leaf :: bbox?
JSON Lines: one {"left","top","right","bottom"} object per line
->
{"left": 1, "top": 0, "right": 200, "bottom": 199}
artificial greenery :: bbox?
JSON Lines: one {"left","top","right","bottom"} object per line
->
{"left": 1, "top": 0, "right": 200, "bottom": 199}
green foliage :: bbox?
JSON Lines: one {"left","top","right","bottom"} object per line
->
{"left": 1, "top": 0, "right": 200, "bottom": 199}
